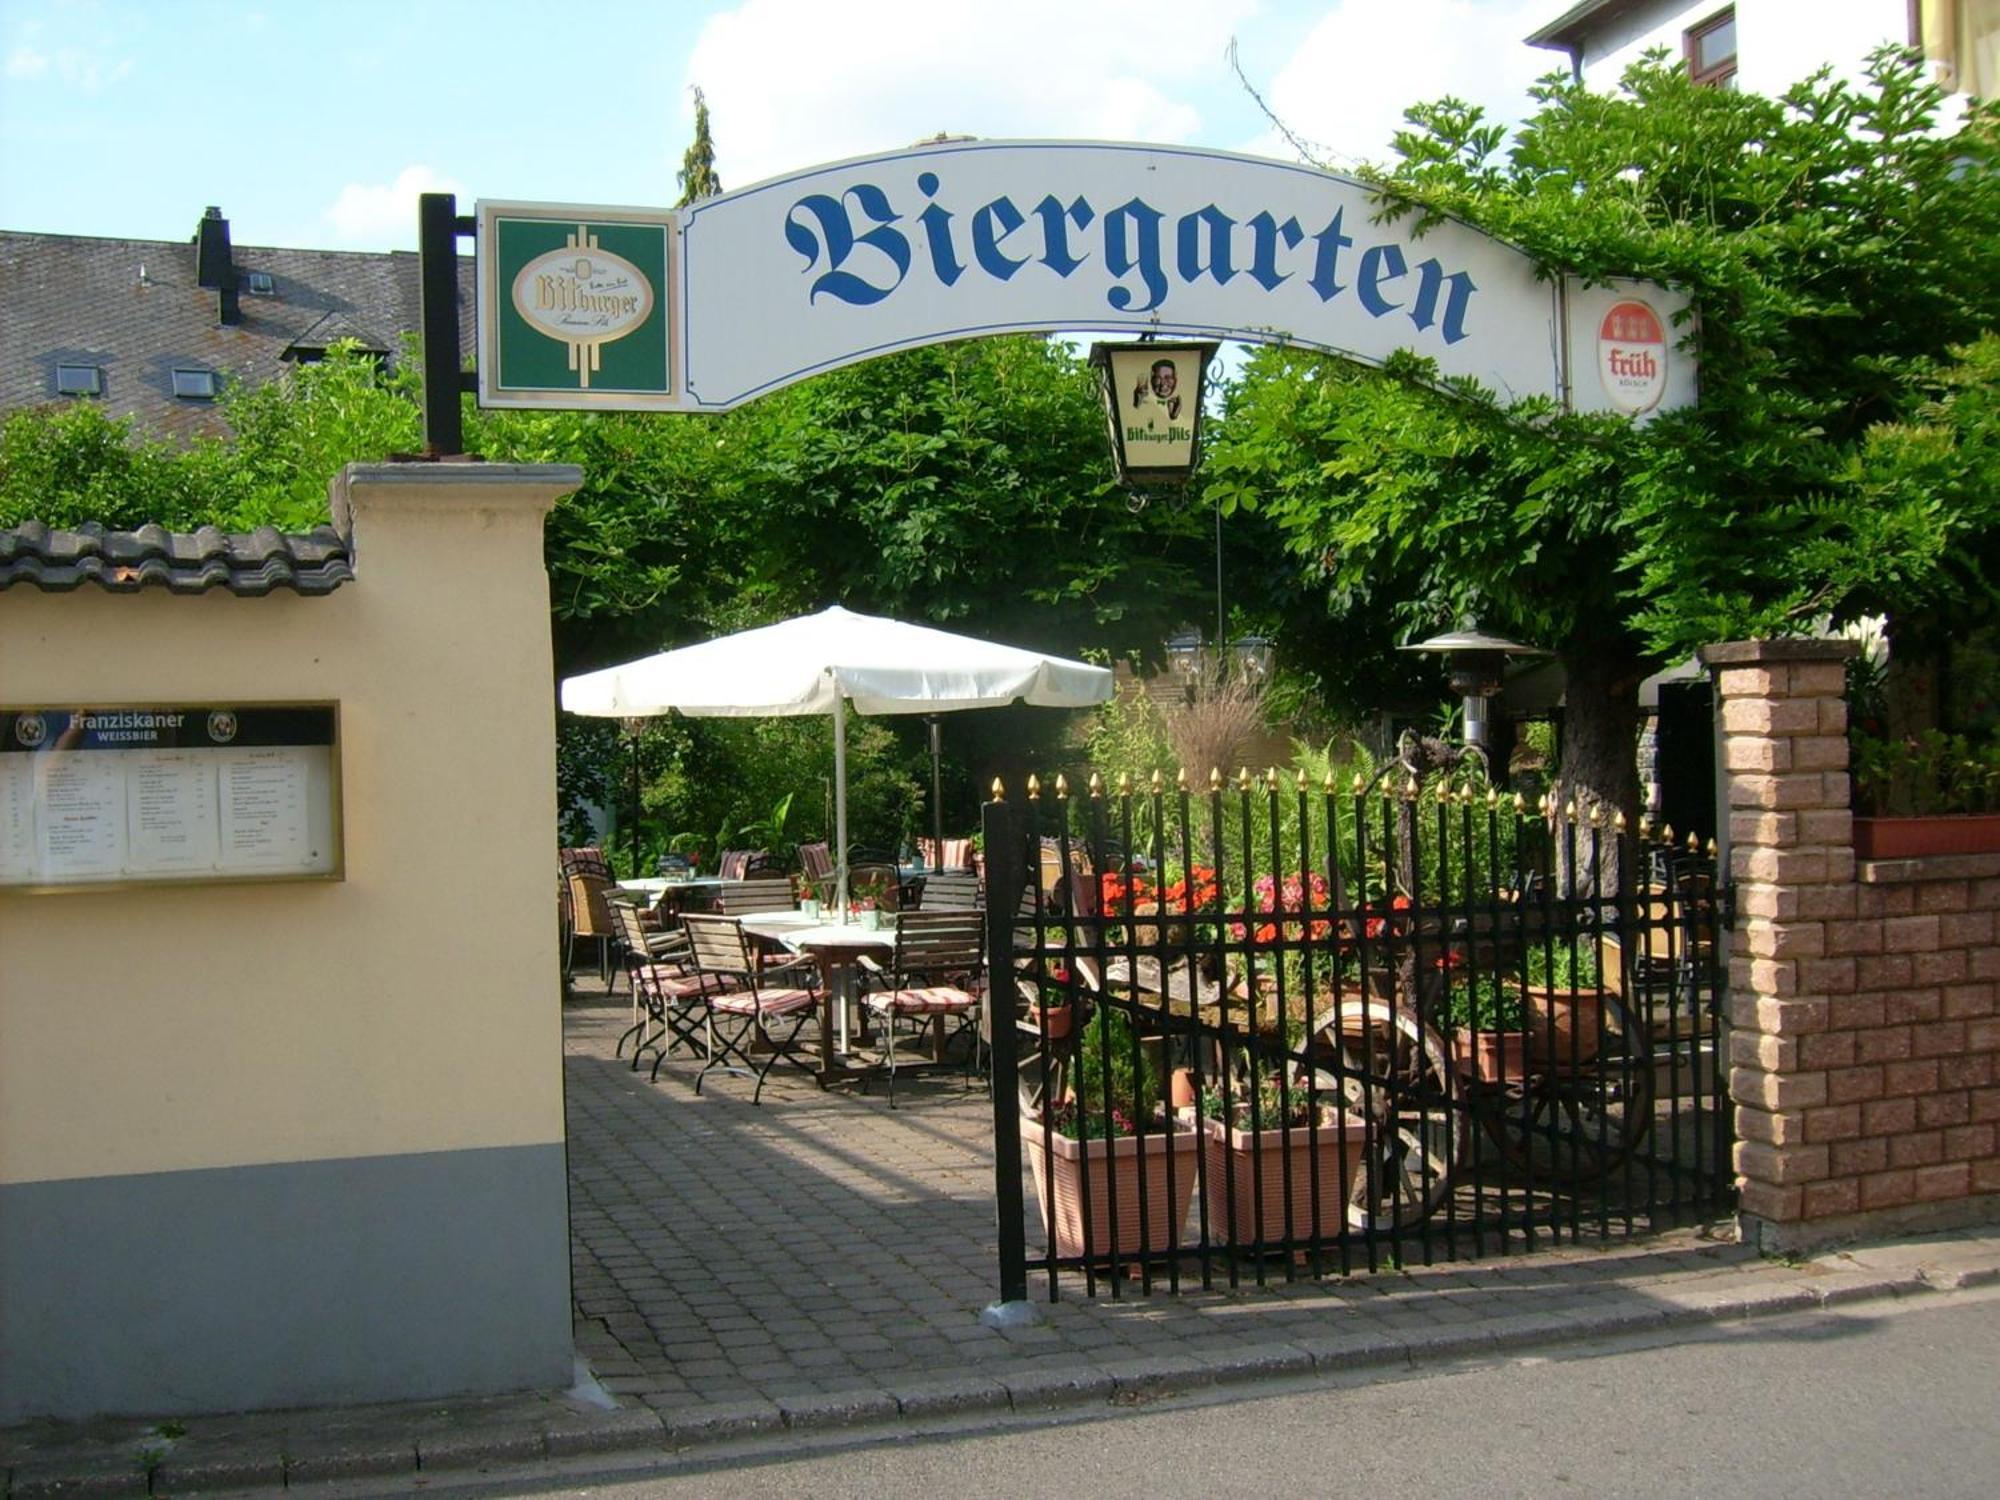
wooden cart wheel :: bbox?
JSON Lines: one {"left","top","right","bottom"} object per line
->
{"left": 1475, "top": 990, "right": 1655, "bottom": 1182}
{"left": 1308, "top": 996, "right": 1465, "bottom": 1233}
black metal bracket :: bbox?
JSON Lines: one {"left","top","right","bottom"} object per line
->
{"left": 418, "top": 193, "right": 476, "bottom": 457}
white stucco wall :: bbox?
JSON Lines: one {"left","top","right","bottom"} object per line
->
{"left": 1538, "top": 0, "right": 1915, "bottom": 93}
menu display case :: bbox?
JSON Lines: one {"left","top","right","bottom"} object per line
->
{"left": 0, "top": 704, "right": 342, "bottom": 891}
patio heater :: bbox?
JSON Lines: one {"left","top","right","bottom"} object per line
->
{"left": 1402, "top": 626, "right": 1545, "bottom": 754}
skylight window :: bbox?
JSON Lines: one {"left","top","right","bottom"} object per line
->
{"left": 55, "top": 364, "right": 102, "bottom": 397}
{"left": 171, "top": 368, "right": 219, "bottom": 400}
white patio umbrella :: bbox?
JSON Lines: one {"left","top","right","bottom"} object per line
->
{"left": 560, "top": 606, "right": 1113, "bottom": 913}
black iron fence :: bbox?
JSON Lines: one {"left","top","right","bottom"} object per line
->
{"left": 982, "top": 768, "right": 1732, "bottom": 1301}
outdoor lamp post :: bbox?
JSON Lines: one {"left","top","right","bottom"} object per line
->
{"left": 1402, "top": 627, "right": 1545, "bottom": 753}
{"left": 620, "top": 715, "right": 647, "bottom": 875}
{"left": 1088, "top": 340, "right": 1219, "bottom": 495}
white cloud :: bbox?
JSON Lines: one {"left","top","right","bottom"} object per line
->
{"left": 686, "top": 0, "right": 1258, "bottom": 190}
{"left": 1241, "top": 0, "right": 1555, "bottom": 171}
{"left": 5, "top": 46, "right": 48, "bottom": 78}
{"left": 323, "top": 165, "right": 467, "bottom": 249}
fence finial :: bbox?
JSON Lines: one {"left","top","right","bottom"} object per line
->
{"left": 1662, "top": 822, "right": 1676, "bottom": 846}
{"left": 1027, "top": 773, "right": 1042, "bottom": 801}
{"left": 1150, "top": 768, "right": 1164, "bottom": 794}
{"left": 1237, "top": 766, "right": 1253, "bottom": 791}
{"left": 1265, "top": 766, "right": 1280, "bottom": 792}
{"left": 1403, "top": 775, "right": 1420, "bottom": 801}
{"left": 1324, "top": 768, "right": 1338, "bottom": 793}
{"left": 1564, "top": 799, "right": 1578, "bottom": 823}
{"left": 1087, "top": 771, "right": 1103, "bottom": 799}
{"left": 1117, "top": 771, "right": 1132, "bottom": 796}
{"left": 1352, "top": 771, "right": 1366, "bottom": 795}
{"left": 1688, "top": 831, "right": 1701, "bottom": 853}
{"left": 1486, "top": 787, "right": 1499, "bottom": 809}
{"left": 1614, "top": 809, "right": 1628, "bottom": 833}
{"left": 1055, "top": 772, "right": 1071, "bottom": 800}
{"left": 1297, "top": 766, "right": 1309, "bottom": 792}
{"left": 1706, "top": 836, "right": 1718, "bottom": 857}
{"left": 1176, "top": 767, "right": 1190, "bottom": 793}
{"left": 1209, "top": 767, "right": 1223, "bottom": 791}
{"left": 1513, "top": 792, "right": 1528, "bottom": 816}
{"left": 990, "top": 776, "right": 1006, "bottom": 802}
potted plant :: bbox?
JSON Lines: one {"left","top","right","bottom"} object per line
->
{"left": 1198, "top": 1065, "right": 1366, "bottom": 1248}
{"left": 1850, "top": 728, "right": 2000, "bottom": 858}
{"left": 1020, "top": 1004, "right": 1198, "bottom": 1262}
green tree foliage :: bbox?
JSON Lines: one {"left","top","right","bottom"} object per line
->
{"left": 675, "top": 86, "right": 724, "bottom": 208}
{"left": 1206, "top": 49, "right": 2000, "bottom": 831}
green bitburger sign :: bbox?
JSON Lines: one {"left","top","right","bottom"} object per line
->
{"left": 478, "top": 203, "right": 674, "bottom": 406}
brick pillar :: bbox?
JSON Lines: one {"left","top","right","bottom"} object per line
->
{"left": 1699, "top": 639, "right": 1860, "bottom": 1248}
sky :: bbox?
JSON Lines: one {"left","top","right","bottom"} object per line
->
{"left": 0, "top": 0, "right": 1563, "bottom": 252}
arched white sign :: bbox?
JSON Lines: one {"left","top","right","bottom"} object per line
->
{"left": 477, "top": 141, "right": 1696, "bottom": 418}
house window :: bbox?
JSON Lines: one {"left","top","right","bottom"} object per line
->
{"left": 171, "top": 367, "right": 219, "bottom": 400}
{"left": 1687, "top": 7, "right": 1738, "bottom": 88}
{"left": 55, "top": 363, "right": 103, "bottom": 397}
{"left": 245, "top": 270, "right": 275, "bottom": 295}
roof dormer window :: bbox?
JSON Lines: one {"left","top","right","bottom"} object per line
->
{"left": 245, "top": 270, "right": 275, "bottom": 295}
{"left": 55, "top": 363, "right": 103, "bottom": 397}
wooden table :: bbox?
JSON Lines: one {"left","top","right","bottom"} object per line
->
{"left": 738, "top": 913, "right": 896, "bottom": 1083}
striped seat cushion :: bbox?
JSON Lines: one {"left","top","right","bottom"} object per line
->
{"left": 867, "top": 985, "right": 976, "bottom": 1017}
{"left": 636, "top": 966, "right": 732, "bottom": 1000}
{"left": 710, "top": 987, "right": 817, "bottom": 1018}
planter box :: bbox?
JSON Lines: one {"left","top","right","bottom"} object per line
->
{"left": 1021, "top": 1114, "right": 1198, "bottom": 1262}
{"left": 1454, "top": 989, "right": 1605, "bottom": 1083}
{"left": 1201, "top": 1114, "right": 1367, "bottom": 1246}
{"left": 1854, "top": 814, "right": 2000, "bottom": 860}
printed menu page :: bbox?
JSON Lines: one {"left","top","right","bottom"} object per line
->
{"left": 126, "top": 749, "right": 221, "bottom": 874}
{"left": 217, "top": 748, "right": 311, "bottom": 870}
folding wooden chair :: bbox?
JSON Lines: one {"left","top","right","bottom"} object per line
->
{"left": 611, "top": 902, "right": 717, "bottom": 1068}
{"left": 679, "top": 914, "right": 824, "bottom": 1101}
{"left": 858, "top": 910, "right": 985, "bottom": 1106}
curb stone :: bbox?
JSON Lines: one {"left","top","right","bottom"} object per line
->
{"left": 7, "top": 1242, "right": 2000, "bottom": 1496}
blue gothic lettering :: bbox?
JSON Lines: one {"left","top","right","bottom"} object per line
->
{"left": 915, "top": 171, "right": 964, "bottom": 287}
{"left": 972, "top": 196, "right": 1028, "bottom": 280}
{"left": 1031, "top": 194, "right": 1093, "bottom": 277}
{"left": 1176, "top": 205, "right": 1237, "bottom": 285}
{"left": 778, "top": 174, "right": 1484, "bottom": 344}
{"left": 1357, "top": 244, "right": 1407, "bottom": 318}
{"left": 1409, "top": 258, "right": 1477, "bottom": 345}
{"left": 1103, "top": 197, "right": 1166, "bottom": 313}
{"left": 1246, "top": 211, "right": 1303, "bottom": 292}
{"left": 1306, "top": 209, "right": 1354, "bottom": 303}
{"left": 783, "top": 186, "right": 911, "bottom": 306}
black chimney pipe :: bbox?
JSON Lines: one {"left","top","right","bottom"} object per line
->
{"left": 194, "top": 206, "right": 241, "bottom": 325}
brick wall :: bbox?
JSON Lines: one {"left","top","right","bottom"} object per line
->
{"left": 1703, "top": 639, "right": 2000, "bottom": 1251}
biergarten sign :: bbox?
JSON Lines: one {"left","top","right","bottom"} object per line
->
{"left": 475, "top": 141, "right": 1697, "bottom": 418}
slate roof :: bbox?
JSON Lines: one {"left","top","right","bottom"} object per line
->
{"left": 0, "top": 212, "right": 474, "bottom": 442}
{"left": 0, "top": 519, "right": 353, "bottom": 596}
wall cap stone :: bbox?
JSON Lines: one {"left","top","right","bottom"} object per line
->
{"left": 1699, "top": 638, "right": 1861, "bottom": 667}
{"left": 1859, "top": 852, "right": 2000, "bottom": 884}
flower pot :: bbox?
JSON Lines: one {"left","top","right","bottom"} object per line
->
{"left": 1454, "top": 1028, "right": 1528, "bottom": 1083}
{"left": 1853, "top": 814, "right": 2000, "bottom": 860}
{"left": 1201, "top": 1114, "right": 1367, "bottom": 1246}
{"left": 1021, "top": 1114, "right": 1199, "bottom": 1262}
{"left": 1522, "top": 986, "right": 1604, "bottom": 1066}
{"left": 1026, "top": 1001, "right": 1074, "bottom": 1040}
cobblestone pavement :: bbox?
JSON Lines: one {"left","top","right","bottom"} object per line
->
{"left": 7, "top": 983, "right": 1998, "bottom": 1495}
{"left": 562, "top": 983, "right": 1769, "bottom": 1418}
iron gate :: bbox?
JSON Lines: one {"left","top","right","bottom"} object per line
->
{"left": 982, "top": 766, "right": 1733, "bottom": 1300}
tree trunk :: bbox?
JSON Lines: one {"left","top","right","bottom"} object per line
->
{"left": 1551, "top": 647, "right": 1646, "bottom": 899}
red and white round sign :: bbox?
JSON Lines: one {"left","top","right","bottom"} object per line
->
{"left": 1596, "top": 299, "right": 1668, "bottom": 415}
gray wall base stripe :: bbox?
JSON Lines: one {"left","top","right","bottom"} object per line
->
{"left": 0, "top": 1142, "right": 572, "bottom": 1422}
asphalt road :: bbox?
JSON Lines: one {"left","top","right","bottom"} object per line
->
{"left": 337, "top": 1286, "right": 2000, "bottom": 1500}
